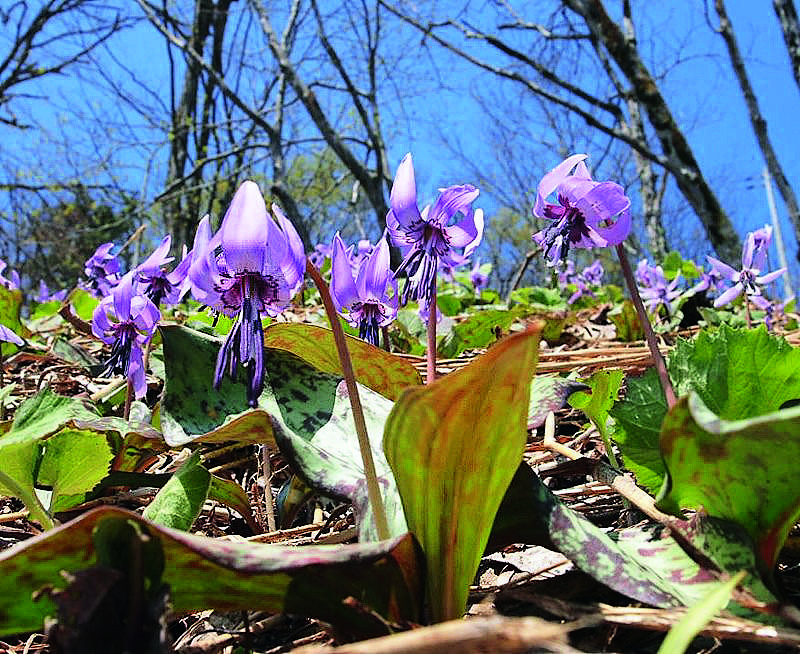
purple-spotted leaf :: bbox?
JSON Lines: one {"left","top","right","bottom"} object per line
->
{"left": 657, "top": 394, "right": 800, "bottom": 569}
{"left": 262, "top": 322, "right": 421, "bottom": 400}
{"left": 384, "top": 327, "right": 541, "bottom": 621}
{"left": 0, "top": 506, "right": 423, "bottom": 640}
{"left": 489, "top": 464, "right": 776, "bottom": 615}
{"left": 530, "top": 375, "right": 589, "bottom": 429}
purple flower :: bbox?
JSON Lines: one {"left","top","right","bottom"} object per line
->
{"left": 558, "top": 260, "right": 578, "bottom": 288}
{"left": 533, "top": 154, "right": 631, "bottom": 266}
{"left": 469, "top": 259, "right": 489, "bottom": 292}
{"left": 387, "top": 153, "right": 484, "bottom": 308}
{"left": 0, "top": 324, "right": 24, "bottom": 346}
{"left": 92, "top": 272, "right": 161, "bottom": 399}
{"left": 35, "top": 280, "right": 67, "bottom": 303}
{"left": 708, "top": 232, "right": 786, "bottom": 308}
{"left": 0, "top": 260, "right": 20, "bottom": 290}
{"left": 188, "top": 181, "right": 305, "bottom": 406}
{"left": 581, "top": 260, "right": 604, "bottom": 286}
{"left": 308, "top": 242, "right": 333, "bottom": 269}
{"left": 638, "top": 265, "right": 682, "bottom": 315}
{"left": 750, "top": 224, "right": 772, "bottom": 270}
{"left": 330, "top": 232, "right": 397, "bottom": 346}
{"left": 751, "top": 294, "right": 792, "bottom": 331}
{"left": 84, "top": 242, "right": 120, "bottom": 297}
{"left": 686, "top": 266, "right": 724, "bottom": 297}
{"left": 136, "top": 235, "right": 191, "bottom": 307}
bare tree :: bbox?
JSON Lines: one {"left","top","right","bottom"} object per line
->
{"left": 381, "top": 0, "right": 743, "bottom": 262}
{"left": 774, "top": 0, "right": 800, "bottom": 92}
{"left": 712, "top": 0, "right": 800, "bottom": 263}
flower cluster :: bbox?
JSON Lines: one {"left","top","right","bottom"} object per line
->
{"left": 636, "top": 260, "right": 682, "bottom": 316}
{"left": 559, "top": 259, "right": 604, "bottom": 304}
{"left": 83, "top": 243, "right": 121, "bottom": 297}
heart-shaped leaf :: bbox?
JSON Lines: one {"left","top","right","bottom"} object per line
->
{"left": 384, "top": 327, "right": 541, "bottom": 621}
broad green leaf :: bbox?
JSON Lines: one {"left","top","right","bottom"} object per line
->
{"left": 657, "top": 394, "right": 800, "bottom": 569}
{"left": 384, "top": 327, "right": 541, "bottom": 621}
{"left": 143, "top": 452, "right": 211, "bottom": 530}
{"left": 612, "top": 326, "right": 800, "bottom": 494}
{"left": 0, "top": 286, "right": 25, "bottom": 356}
{"left": 657, "top": 571, "right": 747, "bottom": 654}
{"left": 489, "top": 464, "right": 775, "bottom": 614}
{"left": 438, "top": 307, "right": 526, "bottom": 358}
{"left": 609, "top": 299, "right": 643, "bottom": 341}
{"left": 509, "top": 286, "right": 566, "bottom": 308}
{"left": 529, "top": 375, "right": 587, "bottom": 429}
{"left": 261, "top": 322, "right": 421, "bottom": 400}
{"left": 568, "top": 369, "right": 625, "bottom": 452}
{"left": 67, "top": 288, "right": 99, "bottom": 323}
{"left": 0, "top": 507, "right": 423, "bottom": 640}
{"left": 208, "top": 474, "right": 259, "bottom": 532}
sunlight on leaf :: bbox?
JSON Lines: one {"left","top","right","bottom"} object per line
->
{"left": 143, "top": 452, "right": 210, "bottom": 531}
{"left": 384, "top": 326, "right": 541, "bottom": 621}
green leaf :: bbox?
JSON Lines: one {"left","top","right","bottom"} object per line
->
{"left": 568, "top": 369, "right": 625, "bottom": 449}
{"left": 143, "top": 452, "right": 211, "bottom": 530}
{"left": 657, "top": 395, "right": 800, "bottom": 569}
{"left": 207, "top": 474, "right": 259, "bottom": 532}
{"left": 0, "top": 507, "right": 423, "bottom": 640}
{"left": 612, "top": 326, "right": 800, "bottom": 494}
{"left": 67, "top": 288, "right": 99, "bottom": 323}
{"left": 384, "top": 327, "right": 541, "bottom": 621}
{"left": 261, "top": 322, "right": 421, "bottom": 400}
{"left": 657, "top": 571, "right": 747, "bottom": 654}
{"left": 438, "top": 307, "right": 525, "bottom": 358}
{"left": 608, "top": 299, "right": 643, "bottom": 341}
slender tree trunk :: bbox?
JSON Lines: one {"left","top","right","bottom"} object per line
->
{"left": 774, "top": 0, "right": 800, "bottom": 92}
{"left": 715, "top": 0, "right": 800, "bottom": 262}
{"left": 563, "top": 0, "right": 741, "bottom": 262}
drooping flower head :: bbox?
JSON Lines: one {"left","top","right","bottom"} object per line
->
{"left": 330, "top": 232, "right": 398, "bottom": 346}
{"left": 750, "top": 224, "right": 772, "bottom": 270}
{"left": 188, "top": 181, "right": 305, "bottom": 407}
{"left": 0, "top": 260, "right": 20, "bottom": 290}
{"left": 533, "top": 154, "right": 631, "bottom": 267}
{"left": 35, "top": 280, "right": 67, "bottom": 304}
{"left": 387, "top": 154, "right": 484, "bottom": 309}
{"left": 136, "top": 235, "right": 191, "bottom": 307}
{"left": 84, "top": 242, "right": 120, "bottom": 297}
{"left": 637, "top": 264, "right": 682, "bottom": 315}
{"left": 708, "top": 231, "right": 786, "bottom": 308}
{"left": 92, "top": 272, "right": 161, "bottom": 399}
{"left": 469, "top": 258, "right": 489, "bottom": 292}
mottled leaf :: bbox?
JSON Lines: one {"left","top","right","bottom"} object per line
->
{"left": 609, "top": 299, "right": 643, "bottom": 341}
{"left": 262, "top": 322, "right": 421, "bottom": 400}
{"left": 384, "top": 327, "right": 541, "bottom": 621}
{"left": 0, "top": 507, "right": 423, "bottom": 640}
{"left": 143, "top": 452, "right": 210, "bottom": 530}
{"left": 438, "top": 308, "right": 526, "bottom": 358}
{"left": 658, "top": 394, "right": 800, "bottom": 569}
{"left": 529, "top": 375, "right": 588, "bottom": 429}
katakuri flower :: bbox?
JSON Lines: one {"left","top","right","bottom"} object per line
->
{"left": 469, "top": 259, "right": 489, "bottom": 292}
{"left": 84, "top": 242, "right": 120, "bottom": 297}
{"left": 92, "top": 272, "right": 161, "bottom": 399}
{"left": 533, "top": 154, "right": 631, "bottom": 267}
{"left": 708, "top": 232, "right": 786, "bottom": 308}
{"left": 0, "top": 259, "right": 20, "bottom": 290}
{"left": 331, "top": 232, "right": 397, "bottom": 346}
{"left": 35, "top": 280, "right": 67, "bottom": 304}
{"left": 136, "top": 234, "right": 191, "bottom": 307}
{"left": 387, "top": 153, "right": 484, "bottom": 308}
{"left": 637, "top": 265, "right": 682, "bottom": 315}
{"left": 0, "top": 323, "right": 24, "bottom": 346}
{"left": 188, "top": 181, "right": 305, "bottom": 407}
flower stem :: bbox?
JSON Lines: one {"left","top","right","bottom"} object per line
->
{"left": 306, "top": 259, "right": 390, "bottom": 541}
{"left": 426, "top": 286, "right": 438, "bottom": 385}
{"left": 123, "top": 377, "right": 133, "bottom": 420}
{"left": 615, "top": 244, "right": 676, "bottom": 409}
{"left": 381, "top": 325, "right": 390, "bottom": 352}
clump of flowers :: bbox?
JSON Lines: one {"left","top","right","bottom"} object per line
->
{"left": 35, "top": 280, "right": 67, "bottom": 303}
{"left": 187, "top": 181, "right": 306, "bottom": 407}
{"left": 532, "top": 154, "right": 631, "bottom": 267}
{"left": 0, "top": 260, "right": 20, "bottom": 290}
{"left": 469, "top": 259, "right": 489, "bottom": 293}
{"left": 559, "top": 259, "right": 604, "bottom": 304}
{"left": 636, "top": 260, "right": 682, "bottom": 316}
{"left": 330, "top": 232, "right": 397, "bottom": 346}
{"left": 84, "top": 242, "right": 120, "bottom": 297}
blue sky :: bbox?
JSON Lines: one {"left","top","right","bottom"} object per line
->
{"left": 2, "top": 1, "right": 800, "bottom": 292}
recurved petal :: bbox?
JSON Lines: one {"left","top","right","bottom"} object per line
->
{"left": 113, "top": 272, "right": 135, "bottom": 322}
{"left": 272, "top": 203, "right": 305, "bottom": 292}
{"left": 330, "top": 233, "right": 360, "bottom": 312}
{"left": 221, "top": 181, "right": 268, "bottom": 273}
{"left": 137, "top": 234, "right": 173, "bottom": 275}
{"left": 91, "top": 297, "right": 114, "bottom": 342}
{"left": 533, "top": 154, "right": 588, "bottom": 217}
{"left": 714, "top": 283, "right": 744, "bottom": 308}
{"left": 447, "top": 207, "right": 484, "bottom": 255}
{"left": 706, "top": 256, "right": 738, "bottom": 281}
{"left": 389, "top": 153, "right": 422, "bottom": 228}
{"left": 356, "top": 235, "right": 391, "bottom": 301}
{"left": 0, "top": 323, "right": 24, "bottom": 346}
{"left": 757, "top": 267, "right": 787, "bottom": 285}
{"left": 428, "top": 185, "right": 480, "bottom": 227}
{"left": 127, "top": 346, "right": 148, "bottom": 399}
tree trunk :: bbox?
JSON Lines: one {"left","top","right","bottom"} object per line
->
{"left": 774, "top": 0, "right": 800, "bottom": 92}
{"left": 563, "top": 0, "right": 742, "bottom": 262}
